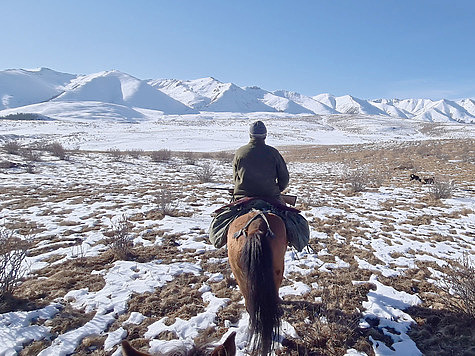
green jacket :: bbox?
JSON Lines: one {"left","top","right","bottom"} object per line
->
{"left": 233, "top": 138, "right": 289, "bottom": 199}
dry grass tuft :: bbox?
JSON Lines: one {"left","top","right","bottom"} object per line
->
{"left": 151, "top": 149, "right": 172, "bottom": 162}
{"left": 108, "top": 148, "right": 125, "bottom": 162}
{"left": 439, "top": 254, "right": 475, "bottom": 318}
{"left": 103, "top": 215, "right": 134, "bottom": 260}
{"left": 196, "top": 163, "right": 216, "bottom": 183}
{"left": 48, "top": 142, "right": 68, "bottom": 160}
{"left": 429, "top": 177, "right": 455, "bottom": 199}
{"left": 0, "top": 228, "right": 31, "bottom": 302}
{"left": 154, "top": 188, "right": 180, "bottom": 216}
{"left": 343, "top": 168, "right": 370, "bottom": 193}
{"left": 127, "top": 273, "right": 207, "bottom": 321}
{"left": 3, "top": 140, "right": 22, "bottom": 155}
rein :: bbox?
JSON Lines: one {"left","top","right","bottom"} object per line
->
{"left": 233, "top": 209, "right": 275, "bottom": 239}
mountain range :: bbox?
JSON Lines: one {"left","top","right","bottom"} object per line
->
{"left": 1, "top": 67, "right": 474, "bottom": 123}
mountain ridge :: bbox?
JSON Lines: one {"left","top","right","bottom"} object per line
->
{"left": 1, "top": 67, "right": 474, "bottom": 123}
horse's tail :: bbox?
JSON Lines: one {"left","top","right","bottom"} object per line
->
{"left": 240, "top": 217, "right": 281, "bottom": 356}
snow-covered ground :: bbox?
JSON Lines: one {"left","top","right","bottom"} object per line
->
{"left": 0, "top": 112, "right": 474, "bottom": 355}
{"left": 1, "top": 110, "right": 474, "bottom": 153}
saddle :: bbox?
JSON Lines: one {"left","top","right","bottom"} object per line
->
{"left": 213, "top": 196, "right": 300, "bottom": 215}
{"left": 209, "top": 196, "right": 309, "bottom": 251}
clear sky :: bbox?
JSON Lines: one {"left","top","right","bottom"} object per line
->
{"left": 2, "top": 0, "right": 474, "bottom": 100}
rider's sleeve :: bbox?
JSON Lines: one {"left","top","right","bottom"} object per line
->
{"left": 276, "top": 152, "right": 289, "bottom": 192}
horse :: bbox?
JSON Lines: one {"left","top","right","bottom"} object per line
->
{"left": 227, "top": 210, "right": 288, "bottom": 356}
{"left": 121, "top": 331, "right": 236, "bottom": 356}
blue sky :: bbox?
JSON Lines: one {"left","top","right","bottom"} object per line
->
{"left": 2, "top": 0, "right": 474, "bottom": 99}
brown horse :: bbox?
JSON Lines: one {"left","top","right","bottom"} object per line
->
{"left": 227, "top": 210, "right": 288, "bottom": 356}
{"left": 121, "top": 331, "right": 236, "bottom": 356}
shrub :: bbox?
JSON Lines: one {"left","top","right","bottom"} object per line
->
{"left": 151, "top": 149, "right": 172, "bottom": 162}
{"left": 215, "top": 151, "right": 233, "bottom": 163}
{"left": 108, "top": 148, "right": 124, "bottom": 162}
{"left": 22, "top": 148, "right": 42, "bottom": 162}
{"left": 104, "top": 215, "right": 134, "bottom": 259}
{"left": 370, "top": 169, "right": 386, "bottom": 188}
{"left": 429, "top": 178, "right": 454, "bottom": 199}
{"left": 343, "top": 168, "right": 369, "bottom": 193}
{"left": 440, "top": 254, "right": 475, "bottom": 318}
{"left": 196, "top": 163, "right": 216, "bottom": 183}
{"left": 26, "top": 162, "right": 35, "bottom": 174}
{"left": 184, "top": 151, "right": 197, "bottom": 165}
{"left": 127, "top": 149, "right": 143, "bottom": 159}
{"left": 0, "top": 161, "right": 16, "bottom": 169}
{"left": 3, "top": 141, "right": 21, "bottom": 155}
{"left": 0, "top": 228, "right": 31, "bottom": 298}
{"left": 154, "top": 189, "right": 179, "bottom": 216}
{"left": 49, "top": 142, "right": 68, "bottom": 160}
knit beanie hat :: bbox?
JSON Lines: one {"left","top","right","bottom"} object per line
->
{"left": 249, "top": 121, "right": 267, "bottom": 138}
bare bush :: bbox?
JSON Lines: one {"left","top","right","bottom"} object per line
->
{"left": 127, "top": 149, "right": 143, "bottom": 159}
{"left": 215, "top": 151, "right": 233, "bottom": 163}
{"left": 108, "top": 148, "right": 124, "bottom": 162}
{"left": 429, "top": 178, "right": 454, "bottom": 199}
{"left": 22, "top": 148, "right": 42, "bottom": 162}
{"left": 3, "top": 140, "right": 22, "bottom": 155}
{"left": 343, "top": 168, "right": 370, "bottom": 193}
{"left": 151, "top": 149, "right": 172, "bottom": 162}
{"left": 104, "top": 215, "right": 134, "bottom": 259}
{"left": 196, "top": 163, "right": 216, "bottom": 183}
{"left": 0, "top": 161, "right": 17, "bottom": 169}
{"left": 0, "top": 228, "right": 31, "bottom": 298}
{"left": 49, "top": 142, "right": 68, "bottom": 160}
{"left": 370, "top": 169, "right": 386, "bottom": 188}
{"left": 440, "top": 254, "right": 475, "bottom": 318}
{"left": 26, "top": 162, "right": 35, "bottom": 174}
{"left": 183, "top": 151, "right": 197, "bottom": 165}
{"left": 154, "top": 189, "right": 180, "bottom": 216}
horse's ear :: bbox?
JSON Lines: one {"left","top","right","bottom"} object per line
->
{"left": 121, "top": 340, "right": 151, "bottom": 356}
{"left": 210, "top": 331, "right": 236, "bottom": 356}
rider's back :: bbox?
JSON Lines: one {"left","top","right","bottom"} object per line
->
{"left": 233, "top": 138, "right": 289, "bottom": 200}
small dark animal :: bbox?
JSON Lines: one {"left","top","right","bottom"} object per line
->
{"left": 410, "top": 174, "right": 421, "bottom": 182}
{"left": 423, "top": 177, "right": 435, "bottom": 184}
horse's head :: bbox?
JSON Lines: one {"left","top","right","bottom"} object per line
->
{"left": 121, "top": 331, "right": 237, "bottom": 356}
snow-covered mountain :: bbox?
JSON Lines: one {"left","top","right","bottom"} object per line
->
{"left": 54, "top": 70, "right": 196, "bottom": 114}
{"left": 0, "top": 68, "right": 76, "bottom": 109}
{"left": 1, "top": 67, "right": 474, "bottom": 123}
{"left": 273, "top": 90, "right": 337, "bottom": 114}
{"left": 457, "top": 98, "right": 475, "bottom": 116}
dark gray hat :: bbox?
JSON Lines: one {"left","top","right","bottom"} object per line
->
{"left": 249, "top": 121, "right": 267, "bottom": 138}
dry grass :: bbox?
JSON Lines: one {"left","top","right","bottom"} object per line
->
{"left": 196, "top": 162, "right": 216, "bottom": 183}
{"left": 2, "top": 138, "right": 474, "bottom": 355}
{"left": 151, "top": 149, "right": 172, "bottom": 162}
{"left": 3, "top": 140, "right": 22, "bottom": 155}
{"left": 0, "top": 228, "right": 31, "bottom": 300}
{"left": 103, "top": 215, "right": 134, "bottom": 260}
{"left": 439, "top": 254, "right": 475, "bottom": 318}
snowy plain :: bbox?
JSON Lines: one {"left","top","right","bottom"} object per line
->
{"left": 0, "top": 75, "right": 474, "bottom": 355}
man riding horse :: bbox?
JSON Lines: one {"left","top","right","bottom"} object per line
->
{"left": 209, "top": 121, "right": 309, "bottom": 252}
{"left": 233, "top": 120, "right": 289, "bottom": 202}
